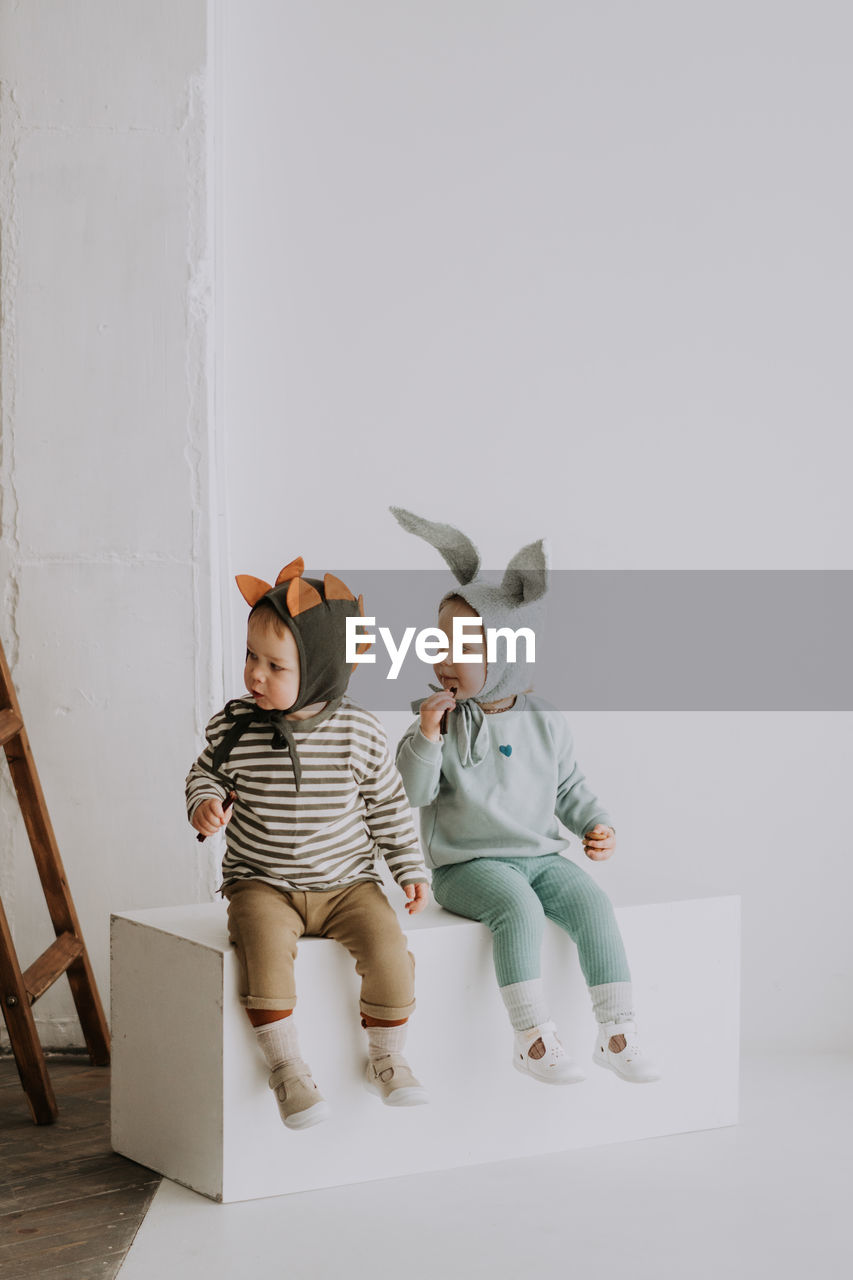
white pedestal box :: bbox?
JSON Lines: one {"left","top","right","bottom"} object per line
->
{"left": 110, "top": 894, "right": 740, "bottom": 1203}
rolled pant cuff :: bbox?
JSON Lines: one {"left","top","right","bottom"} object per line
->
{"left": 241, "top": 995, "right": 297, "bottom": 1012}
{"left": 359, "top": 997, "right": 416, "bottom": 1021}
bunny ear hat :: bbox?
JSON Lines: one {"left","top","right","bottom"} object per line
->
{"left": 390, "top": 507, "right": 548, "bottom": 703}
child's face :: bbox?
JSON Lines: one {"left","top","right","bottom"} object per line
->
{"left": 244, "top": 614, "right": 300, "bottom": 711}
{"left": 434, "top": 598, "right": 487, "bottom": 700}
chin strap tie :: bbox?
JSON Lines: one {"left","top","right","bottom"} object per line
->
{"left": 411, "top": 690, "right": 490, "bottom": 768}
{"left": 212, "top": 699, "right": 303, "bottom": 791}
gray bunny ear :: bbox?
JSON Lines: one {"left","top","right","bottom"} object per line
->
{"left": 501, "top": 538, "right": 548, "bottom": 605}
{"left": 389, "top": 506, "right": 481, "bottom": 585}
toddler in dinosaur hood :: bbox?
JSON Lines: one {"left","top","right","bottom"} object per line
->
{"left": 392, "top": 508, "right": 660, "bottom": 1086}
{"left": 186, "top": 558, "right": 430, "bottom": 1130}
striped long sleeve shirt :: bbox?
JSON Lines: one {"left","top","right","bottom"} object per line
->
{"left": 186, "top": 695, "right": 427, "bottom": 892}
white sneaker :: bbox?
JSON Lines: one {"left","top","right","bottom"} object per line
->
{"left": 513, "top": 1021, "right": 585, "bottom": 1084}
{"left": 593, "top": 1022, "right": 661, "bottom": 1083}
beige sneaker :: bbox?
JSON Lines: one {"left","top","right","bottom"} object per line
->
{"left": 268, "top": 1060, "right": 330, "bottom": 1129}
{"left": 365, "top": 1053, "right": 429, "bottom": 1106}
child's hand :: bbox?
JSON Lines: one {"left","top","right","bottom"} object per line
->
{"left": 419, "top": 690, "right": 456, "bottom": 742}
{"left": 192, "top": 796, "right": 234, "bottom": 838}
{"left": 583, "top": 824, "right": 615, "bottom": 861}
{"left": 403, "top": 883, "right": 429, "bottom": 915}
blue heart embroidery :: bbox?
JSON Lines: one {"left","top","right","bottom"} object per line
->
{"left": 499, "top": 744, "right": 512, "bottom": 757}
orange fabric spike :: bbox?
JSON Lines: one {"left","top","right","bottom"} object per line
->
{"left": 236, "top": 574, "right": 273, "bottom": 606}
{"left": 286, "top": 576, "right": 324, "bottom": 617}
{"left": 275, "top": 557, "right": 305, "bottom": 585}
{"left": 355, "top": 595, "right": 371, "bottom": 654}
{"left": 324, "top": 572, "right": 355, "bottom": 602}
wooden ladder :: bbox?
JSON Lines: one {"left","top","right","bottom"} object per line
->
{"left": 0, "top": 635, "right": 110, "bottom": 1123}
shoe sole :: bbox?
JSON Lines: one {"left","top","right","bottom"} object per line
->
{"left": 366, "top": 1082, "right": 429, "bottom": 1107}
{"left": 592, "top": 1055, "right": 661, "bottom": 1084}
{"left": 282, "top": 1100, "right": 331, "bottom": 1129}
{"left": 513, "top": 1060, "right": 585, "bottom": 1085}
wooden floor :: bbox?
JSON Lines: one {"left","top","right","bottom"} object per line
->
{"left": 0, "top": 1053, "right": 161, "bottom": 1279}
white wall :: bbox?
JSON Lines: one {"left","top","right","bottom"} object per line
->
{"left": 221, "top": 2, "right": 853, "bottom": 1052}
{"left": 0, "top": 0, "right": 219, "bottom": 1048}
{"left": 0, "top": 2, "right": 848, "bottom": 1058}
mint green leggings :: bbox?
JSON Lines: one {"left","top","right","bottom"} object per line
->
{"left": 431, "top": 854, "right": 630, "bottom": 989}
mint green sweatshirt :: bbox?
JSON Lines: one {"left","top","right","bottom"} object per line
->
{"left": 395, "top": 694, "right": 613, "bottom": 870}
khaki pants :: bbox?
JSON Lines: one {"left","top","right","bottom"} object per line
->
{"left": 223, "top": 879, "right": 416, "bottom": 1021}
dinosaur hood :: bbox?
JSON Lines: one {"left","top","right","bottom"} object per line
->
{"left": 237, "top": 557, "right": 366, "bottom": 713}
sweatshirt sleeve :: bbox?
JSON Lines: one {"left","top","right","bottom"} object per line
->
{"left": 356, "top": 726, "right": 429, "bottom": 887}
{"left": 395, "top": 721, "right": 444, "bottom": 808}
{"left": 553, "top": 716, "right": 613, "bottom": 838}
{"left": 185, "top": 709, "right": 230, "bottom": 822}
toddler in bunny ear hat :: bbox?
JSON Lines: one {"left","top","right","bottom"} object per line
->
{"left": 392, "top": 508, "right": 661, "bottom": 1087}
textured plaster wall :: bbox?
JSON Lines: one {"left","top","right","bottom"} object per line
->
{"left": 0, "top": 0, "right": 218, "bottom": 1048}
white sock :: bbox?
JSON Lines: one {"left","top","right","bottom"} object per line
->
{"left": 254, "top": 1016, "right": 301, "bottom": 1070}
{"left": 500, "top": 978, "right": 551, "bottom": 1032}
{"left": 365, "top": 1023, "right": 407, "bottom": 1060}
{"left": 590, "top": 982, "right": 635, "bottom": 1026}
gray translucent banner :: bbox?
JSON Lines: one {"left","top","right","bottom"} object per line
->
{"left": 308, "top": 570, "right": 853, "bottom": 712}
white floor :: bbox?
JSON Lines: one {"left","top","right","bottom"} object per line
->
{"left": 118, "top": 1053, "right": 851, "bottom": 1280}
